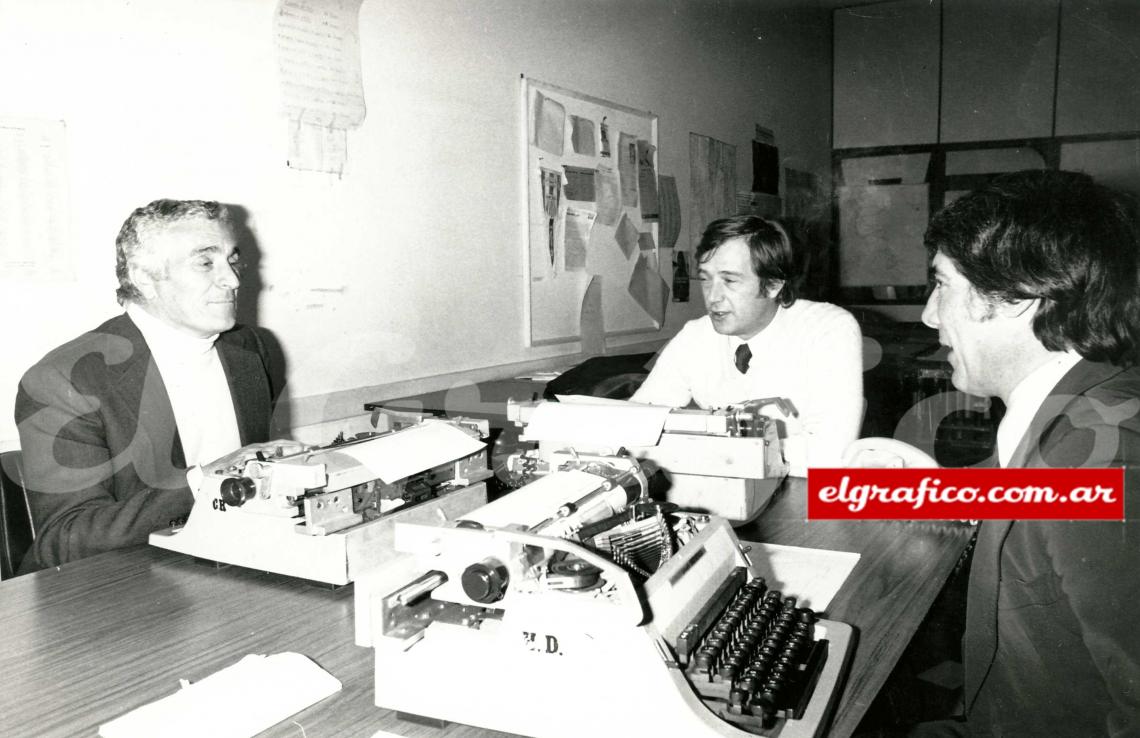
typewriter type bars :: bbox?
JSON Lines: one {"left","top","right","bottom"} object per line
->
{"left": 677, "top": 568, "right": 829, "bottom": 731}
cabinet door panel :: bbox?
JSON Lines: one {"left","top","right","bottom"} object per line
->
{"left": 940, "top": 0, "right": 1059, "bottom": 142}
{"left": 1056, "top": 0, "right": 1140, "bottom": 136}
{"left": 834, "top": 0, "right": 940, "bottom": 149}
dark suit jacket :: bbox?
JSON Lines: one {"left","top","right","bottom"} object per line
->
{"left": 15, "top": 313, "right": 276, "bottom": 572}
{"left": 963, "top": 360, "right": 1140, "bottom": 736}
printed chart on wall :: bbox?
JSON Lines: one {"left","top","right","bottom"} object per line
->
{"left": 522, "top": 76, "right": 665, "bottom": 346}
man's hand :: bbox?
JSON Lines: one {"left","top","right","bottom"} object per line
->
{"left": 842, "top": 437, "right": 939, "bottom": 468}
{"left": 200, "top": 439, "right": 310, "bottom": 478}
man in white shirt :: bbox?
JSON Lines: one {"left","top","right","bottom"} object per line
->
{"left": 631, "top": 215, "right": 863, "bottom": 474}
{"left": 16, "top": 199, "right": 295, "bottom": 571}
{"left": 916, "top": 170, "right": 1140, "bottom": 736}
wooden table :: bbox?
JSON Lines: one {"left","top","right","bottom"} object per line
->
{"left": 0, "top": 480, "right": 971, "bottom": 738}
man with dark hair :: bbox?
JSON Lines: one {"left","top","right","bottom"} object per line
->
{"left": 632, "top": 215, "right": 863, "bottom": 474}
{"left": 920, "top": 170, "right": 1140, "bottom": 735}
{"left": 15, "top": 199, "right": 294, "bottom": 572}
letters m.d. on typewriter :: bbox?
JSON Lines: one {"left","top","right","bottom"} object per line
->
{"left": 354, "top": 443, "right": 853, "bottom": 738}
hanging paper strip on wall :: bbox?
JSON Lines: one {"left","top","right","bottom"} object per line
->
{"left": 689, "top": 133, "right": 737, "bottom": 247}
{"left": 563, "top": 165, "right": 597, "bottom": 202}
{"left": 540, "top": 166, "right": 563, "bottom": 273}
{"left": 564, "top": 208, "right": 596, "bottom": 271}
{"left": 534, "top": 92, "right": 566, "bottom": 155}
{"left": 615, "top": 213, "right": 640, "bottom": 259}
{"left": 571, "top": 115, "right": 596, "bottom": 156}
{"left": 658, "top": 174, "right": 681, "bottom": 250}
{"left": 596, "top": 165, "right": 621, "bottom": 226}
{"left": 637, "top": 140, "right": 660, "bottom": 221}
{"left": 275, "top": 0, "right": 367, "bottom": 174}
{"left": 629, "top": 251, "right": 668, "bottom": 324}
{"left": 638, "top": 231, "right": 656, "bottom": 253}
{"left": 618, "top": 132, "right": 639, "bottom": 208}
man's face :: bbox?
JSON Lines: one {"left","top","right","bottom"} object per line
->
{"left": 698, "top": 236, "right": 782, "bottom": 340}
{"left": 135, "top": 217, "right": 240, "bottom": 338}
{"left": 922, "top": 251, "right": 1026, "bottom": 399}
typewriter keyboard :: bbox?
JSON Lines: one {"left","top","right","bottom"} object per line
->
{"left": 675, "top": 570, "right": 833, "bottom": 734}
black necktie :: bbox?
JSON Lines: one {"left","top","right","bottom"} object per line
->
{"left": 734, "top": 343, "right": 752, "bottom": 374}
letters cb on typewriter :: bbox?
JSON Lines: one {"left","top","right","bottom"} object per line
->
{"left": 354, "top": 397, "right": 854, "bottom": 737}
{"left": 149, "top": 408, "right": 494, "bottom": 585}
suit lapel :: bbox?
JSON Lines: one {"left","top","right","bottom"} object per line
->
{"left": 1006, "top": 360, "right": 1122, "bottom": 468}
{"left": 965, "top": 359, "right": 1124, "bottom": 713}
{"left": 217, "top": 338, "right": 270, "bottom": 445}
{"left": 97, "top": 315, "right": 272, "bottom": 467}
{"left": 963, "top": 518, "right": 1012, "bottom": 714}
{"left": 104, "top": 314, "right": 186, "bottom": 469}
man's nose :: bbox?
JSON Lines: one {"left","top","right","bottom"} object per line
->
{"left": 217, "top": 261, "right": 240, "bottom": 289}
{"left": 703, "top": 279, "right": 724, "bottom": 303}
{"left": 921, "top": 292, "right": 938, "bottom": 329}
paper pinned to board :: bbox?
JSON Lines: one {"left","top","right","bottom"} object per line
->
{"left": 629, "top": 249, "right": 668, "bottom": 324}
{"left": 0, "top": 117, "right": 70, "bottom": 279}
{"left": 99, "top": 653, "right": 341, "bottom": 738}
{"left": 274, "top": 0, "right": 367, "bottom": 174}
{"left": 522, "top": 399, "right": 672, "bottom": 449}
{"left": 745, "top": 542, "right": 860, "bottom": 611}
{"left": 336, "top": 422, "right": 486, "bottom": 483}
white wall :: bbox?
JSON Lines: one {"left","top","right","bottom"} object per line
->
{"left": 0, "top": 0, "right": 832, "bottom": 444}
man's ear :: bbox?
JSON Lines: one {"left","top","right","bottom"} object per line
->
{"left": 1000, "top": 297, "right": 1039, "bottom": 323}
{"left": 763, "top": 279, "right": 785, "bottom": 299}
{"left": 131, "top": 263, "right": 159, "bottom": 301}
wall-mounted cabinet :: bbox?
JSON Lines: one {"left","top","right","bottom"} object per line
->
{"left": 1055, "top": 0, "right": 1140, "bottom": 136}
{"left": 940, "top": 0, "right": 1058, "bottom": 142}
{"left": 831, "top": 0, "right": 1140, "bottom": 303}
{"left": 833, "top": 0, "right": 940, "bottom": 149}
{"left": 835, "top": 0, "right": 1140, "bottom": 147}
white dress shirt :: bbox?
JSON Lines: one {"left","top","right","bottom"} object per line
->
{"left": 127, "top": 304, "right": 241, "bottom": 470}
{"left": 631, "top": 299, "right": 864, "bottom": 474}
{"left": 995, "top": 350, "right": 1083, "bottom": 467}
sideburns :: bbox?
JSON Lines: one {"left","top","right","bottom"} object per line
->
{"left": 968, "top": 290, "right": 999, "bottom": 322}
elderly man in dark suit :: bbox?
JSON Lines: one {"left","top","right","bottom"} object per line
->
{"left": 16, "top": 199, "right": 295, "bottom": 572}
{"left": 918, "top": 170, "right": 1140, "bottom": 736}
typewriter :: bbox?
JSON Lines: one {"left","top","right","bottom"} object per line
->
{"left": 354, "top": 451, "right": 852, "bottom": 737}
{"left": 150, "top": 409, "right": 492, "bottom": 585}
{"left": 506, "top": 396, "right": 791, "bottom": 523}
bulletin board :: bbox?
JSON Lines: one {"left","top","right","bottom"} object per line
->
{"left": 522, "top": 77, "right": 665, "bottom": 346}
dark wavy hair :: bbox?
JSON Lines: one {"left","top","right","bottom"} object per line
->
{"left": 925, "top": 170, "right": 1140, "bottom": 365}
{"left": 115, "top": 199, "right": 230, "bottom": 305}
{"left": 695, "top": 215, "right": 800, "bottom": 306}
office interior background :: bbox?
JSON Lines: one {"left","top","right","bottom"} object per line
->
{"left": 1, "top": 0, "right": 1137, "bottom": 455}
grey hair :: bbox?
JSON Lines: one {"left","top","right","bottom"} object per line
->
{"left": 114, "top": 199, "right": 230, "bottom": 305}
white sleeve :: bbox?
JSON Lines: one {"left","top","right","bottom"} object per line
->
{"left": 629, "top": 329, "right": 695, "bottom": 408}
{"left": 799, "top": 310, "right": 864, "bottom": 468}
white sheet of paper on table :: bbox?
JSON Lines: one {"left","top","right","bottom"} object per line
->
{"left": 99, "top": 652, "right": 341, "bottom": 738}
{"left": 745, "top": 542, "right": 860, "bottom": 612}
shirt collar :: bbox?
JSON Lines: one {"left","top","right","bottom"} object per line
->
{"left": 730, "top": 304, "right": 785, "bottom": 349}
{"left": 996, "top": 350, "right": 1083, "bottom": 467}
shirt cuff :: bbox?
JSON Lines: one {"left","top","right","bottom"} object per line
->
{"left": 185, "top": 465, "right": 204, "bottom": 496}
